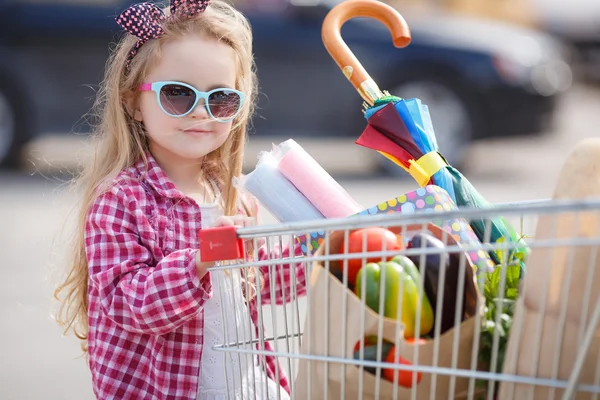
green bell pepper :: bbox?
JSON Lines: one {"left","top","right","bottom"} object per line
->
{"left": 354, "top": 258, "right": 434, "bottom": 338}
{"left": 354, "top": 262, "right": 381, "bottom": 312}
{"left": 391, "top": 255, "right": 435, "bottom": 338}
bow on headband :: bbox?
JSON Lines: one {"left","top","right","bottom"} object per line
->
{"left": 116, "top": 0, "right": 210, "bottom": 69}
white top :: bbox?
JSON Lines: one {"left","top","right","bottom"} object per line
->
{"left": 198, "top": 269, "right": 289, "bottom": 400}
{"left": 196, "top": 196, "right": 290, "bottom": 400}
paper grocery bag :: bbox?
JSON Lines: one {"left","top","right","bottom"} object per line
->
{"left": 294, "top": 223, "right": 483, "bottom": 400}
{"left": 499, "top": 138, "right": 600, "bottom": 399}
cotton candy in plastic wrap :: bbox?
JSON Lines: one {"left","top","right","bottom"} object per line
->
{"left": 274, "top": 139, "right": 363, "bottom": 219}
{"left": 236, "top": 151, "right": 325, "bottom": 223}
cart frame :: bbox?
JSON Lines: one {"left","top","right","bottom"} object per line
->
{"left": 204, "top": 198, "right": 600, "bottom": 400}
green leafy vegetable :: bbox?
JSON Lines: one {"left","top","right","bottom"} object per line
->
{"left": 477, "top": 235, "right": 527, "bottom": 396}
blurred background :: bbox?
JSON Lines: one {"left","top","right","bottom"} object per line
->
{"left": 1, "top": 0, "right": 599, "bottom": 398}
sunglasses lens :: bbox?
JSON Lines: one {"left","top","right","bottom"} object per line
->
{"left": 208, "top": 90, "right": 242, "bottom": 120}
{"left": 159, "top": 84, "right": 196, "bottom": 116}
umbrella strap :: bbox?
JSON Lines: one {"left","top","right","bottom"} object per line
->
{"left": 408, "top": 151, "right": 448, "bottom": 186}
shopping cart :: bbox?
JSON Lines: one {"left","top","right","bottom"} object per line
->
{"left": 200, "top": 198, "right": 600, "bottom": 400}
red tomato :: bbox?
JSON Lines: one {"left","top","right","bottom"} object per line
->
{"left": 383, "top": 346, "right": 422, "bottom": 388}
{"left": 339, "top": 227, "right": 403, "bottom": 285}
{"left": 405, "top": 338, "right": 428, "bottom": 345}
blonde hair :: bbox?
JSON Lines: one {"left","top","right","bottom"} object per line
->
{"left": 54, "top": 0, "right": 258, "bottom": 351}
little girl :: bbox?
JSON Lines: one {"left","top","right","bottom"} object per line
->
{"left": 54, "top": 1, "right": 306, "bottom": 398}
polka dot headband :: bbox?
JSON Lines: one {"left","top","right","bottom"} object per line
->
{"left": 116, "top": 0, "right": 210, "bottom": 71}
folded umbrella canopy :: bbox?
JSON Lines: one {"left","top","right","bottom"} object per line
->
{"left": 321, "top": 0, "right": 529, "bottom": 265}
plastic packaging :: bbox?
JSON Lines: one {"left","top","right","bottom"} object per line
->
{"left": 235, "top": 150, "right": 325, "bottom": 223}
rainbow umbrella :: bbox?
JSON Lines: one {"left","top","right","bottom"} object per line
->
{"left": 321, "top": 0, "right": 528, "bottom": 264}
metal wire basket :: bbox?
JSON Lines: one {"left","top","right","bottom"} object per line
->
{"left": 203, "top": 199, "right": 600, "bottom": 400}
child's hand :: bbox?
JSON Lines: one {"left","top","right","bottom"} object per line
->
{"left": 195, "top": 251, "right": 212, "bottom": 279}
{"left": 213, "top": 215, "right": 256, "bottom": 228}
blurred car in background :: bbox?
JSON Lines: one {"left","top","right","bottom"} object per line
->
{"left": 0, "top": 0, "right": 572, "bottom": 173}
{"left": 386, "top": 0, "right": 538, "bottom": 29}
{"left": 530, "top": 0, "right": 600, "bottom": 82}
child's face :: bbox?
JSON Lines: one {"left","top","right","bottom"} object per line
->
{"left": 137, "top": 34, "right": 238, "bottom": 164}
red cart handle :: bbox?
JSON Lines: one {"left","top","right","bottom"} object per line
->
{"left": 198, "top": 226, "right": 246, "bottom": 262}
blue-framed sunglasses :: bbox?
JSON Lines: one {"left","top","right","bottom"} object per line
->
{"left": 139, "top": 81, "right": 245, "bottom": 122}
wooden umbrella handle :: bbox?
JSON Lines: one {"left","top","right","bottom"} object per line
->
{"left": 322, "top": 0, "right": 411, "bottom": 105}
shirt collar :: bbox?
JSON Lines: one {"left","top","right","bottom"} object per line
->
{"left": 134, "top": 152, "right": 187, "bottom": 199}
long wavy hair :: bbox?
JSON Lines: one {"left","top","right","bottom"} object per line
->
{"left": 54, "top": 0, "right": 258, "bottom": 351}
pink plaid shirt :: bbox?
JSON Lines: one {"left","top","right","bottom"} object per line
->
{"left": 85, "top": 154, "right": 307, "bottom": 399}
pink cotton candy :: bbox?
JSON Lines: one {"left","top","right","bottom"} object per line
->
{"left": 276, "top": 140, "right": 363, "bottom": 219}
